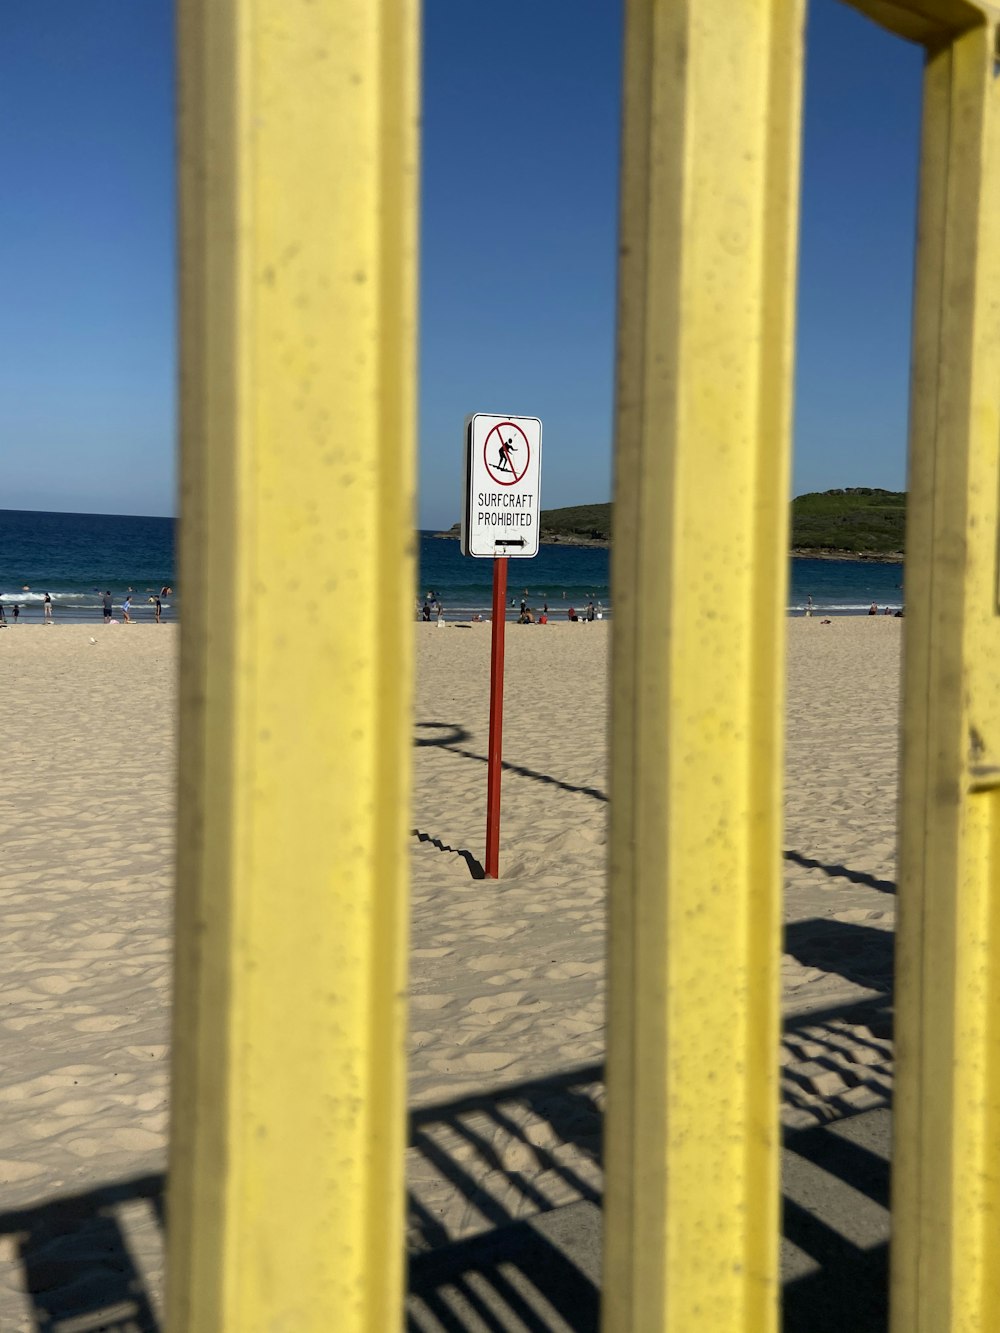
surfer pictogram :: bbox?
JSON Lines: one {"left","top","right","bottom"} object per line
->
{"left": 497, "top": 434, "right": 517, "bottom": 474}
{"left": 483, "top": 421, "right": 530, "bottom": 486}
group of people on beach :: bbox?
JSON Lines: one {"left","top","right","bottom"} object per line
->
{"left": 0, "top": 586, "right": 173, "bottom": 626}
{"left": 99, "top": 587, "right": 172, "bottom": 624}
{"left": 0, "top": 591, "right": 53, "bottom": 626}
{"left": 801, "top": 595, "right": 903, "bottom": 619}
{"left": 417, "top": 587, "right": 606, "bottom": 625}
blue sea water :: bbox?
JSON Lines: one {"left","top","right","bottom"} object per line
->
{"left": 0, "top": 509, "right": 175, "bottom": 623}
{"left": 0, "top": 510, "right": 906, "bottom": 624}
{"left": 418, "top": 537, "right": 905, "bottom": 618}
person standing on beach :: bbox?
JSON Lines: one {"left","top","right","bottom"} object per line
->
{"left": 102, "top": 591, "right": 112, "bottom": 623}
{"left": 12, "top": 604, "right": 19, "bottom": 623}
{"left": 0, "top": 603, "right": 6, "bottom": 628}
{"left": 154, "top": 596, "right": 162, "bottom": 623}
{"left": 43, "top": 593, "right": 53, "bottom": 624}
{"left": 122, "top": 596, "right": 132, "bottom": 624}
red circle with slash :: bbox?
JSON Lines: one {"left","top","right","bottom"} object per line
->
{"left": 483, "top": 422, "right": 531, "bottom": 486}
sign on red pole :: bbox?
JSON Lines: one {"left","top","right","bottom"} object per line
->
{"left": 485, "top": 557, "right": 508, "bottom": 878}
{"left": 460, "top": 414, "right": 542, "bottom": 879}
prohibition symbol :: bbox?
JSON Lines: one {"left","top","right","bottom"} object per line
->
{"left": 483, "top": 421, "right": 531, "bottom": 486}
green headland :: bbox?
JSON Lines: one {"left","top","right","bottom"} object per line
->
{"left": 438, "top": 487, "right": 906, "bottom": 560}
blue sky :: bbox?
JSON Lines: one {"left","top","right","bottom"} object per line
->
{"left": 0, "top": 0, "right": 922, "bottom": 525}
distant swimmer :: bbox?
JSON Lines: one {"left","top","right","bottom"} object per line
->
{"left": 160, "top": 585, "right": 172, "bottom": 598}
{"left": 868, "top": 602, "right": 878, "bottom": 616}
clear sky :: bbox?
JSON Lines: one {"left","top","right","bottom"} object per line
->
{"left": 0, "top": 0, "right": 923, "bottom": 525}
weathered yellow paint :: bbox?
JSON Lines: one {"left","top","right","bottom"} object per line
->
{"left": 847, "top": 0, "right": 987, "bottom": 47}
{"left": 169, "top": 2, "right": 419, "bottom": 1330}
{"left": 603, "top": 0, "right": 805, "bottom": 1327}
{"left": 890, "top": 18, "right": 1000, "bottom": 1333}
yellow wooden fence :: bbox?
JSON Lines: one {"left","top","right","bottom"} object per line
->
{"left": 169, "top": 0, "right": 1000, "bottom": 1329}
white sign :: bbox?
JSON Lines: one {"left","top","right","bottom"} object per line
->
{"left": 460, "top": 413, "right": 542, "bottom": 558}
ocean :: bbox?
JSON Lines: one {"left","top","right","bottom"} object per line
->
{"left": 0, "top": 510, "right": 906, "bottom": 624}
{"left": 0, "top": 509, "right": 176, "bottom": 623}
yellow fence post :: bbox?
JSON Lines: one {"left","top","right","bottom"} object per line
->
{"left": 603, "top": 0, "right": 805, "bottom": 1327}
{"left": 168, "top": 2, "right": 419, "bottom": 1330}
{"left": 889, "top": 18, "right": 1000, "bottom": 1333}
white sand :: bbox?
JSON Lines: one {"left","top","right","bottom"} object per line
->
{"left": 0, "top": 616, "right": 901, "bottom": 1322}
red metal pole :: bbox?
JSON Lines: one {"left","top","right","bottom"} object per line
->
{"left": 485, "top": 557, "right": 508, "bottom": 878}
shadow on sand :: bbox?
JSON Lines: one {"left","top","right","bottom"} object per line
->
{"left": 0, "top": 980, "right": 893, "bottom": 1332}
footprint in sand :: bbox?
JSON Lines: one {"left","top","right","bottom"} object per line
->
{"left": 465, "top": 955, "right": 513, "bottom": 973}
{"left": 4, "top": 1016, "right": 51, "bottom": 1032}
{"left": 0, "top": 1159, "right": 45, "bottom": 1183}
{"left": 135, "top": 1091, "right": 165, "bottom": 1112}
{"left": 485, "top": 969, "right": 531, "bottom": 986}
{"left": 31, "top": 975, "right": 77, "bottom": 996}
{"left": 74, "top": 1015, "right": 135, "bottom": 1033}
{"left": 431, "top": 1052, "right": 516, "bottom": 1075}
{"left": 410, "top": 994, "right": 454, "bottom": 1011}
{"left": 544, "top": 961, "right": 600, "bottom": 981}
{"left": 125, "top": 1046, "right": 168, "bottom": 1061}
{"left": 79, "top": 932, "right": 126, "bottom": 949}
{"left": 53, "top": 1098, "right": 113, "bottom": 1117}
{"left": 465, "top": 992, "right": 527, "bottom": 1014}
{"left": 111, "top": 1127, "right": 165, "bottom": 1152}
{"left": 64, "top": 1135, "right": 104, "bottom": 1157}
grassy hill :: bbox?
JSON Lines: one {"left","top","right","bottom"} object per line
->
{"left": 537, "top": 489, "right": 906, "bottom": 555}
{"left": 439, "top": 488, "right": 906, "bottom": 557}
{"left": 791, "top": 488, "right": 905, "bottom": 555}
{"left": 537, "top": 503, "right": 611, "bottom": 544}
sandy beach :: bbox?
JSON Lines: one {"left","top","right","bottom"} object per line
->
{"left": 0, "top": 617, "right": 901, "bottom": 1326}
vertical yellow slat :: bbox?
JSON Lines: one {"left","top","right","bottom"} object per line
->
{"left": 603, "top": 0, "right": 804, "bottom": 1327}
{"left": 891, "top": 22, "right": 1000, "bottom": 1333}
{"left": 169, "top": 2, "right": 419, "bottom": 1330}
